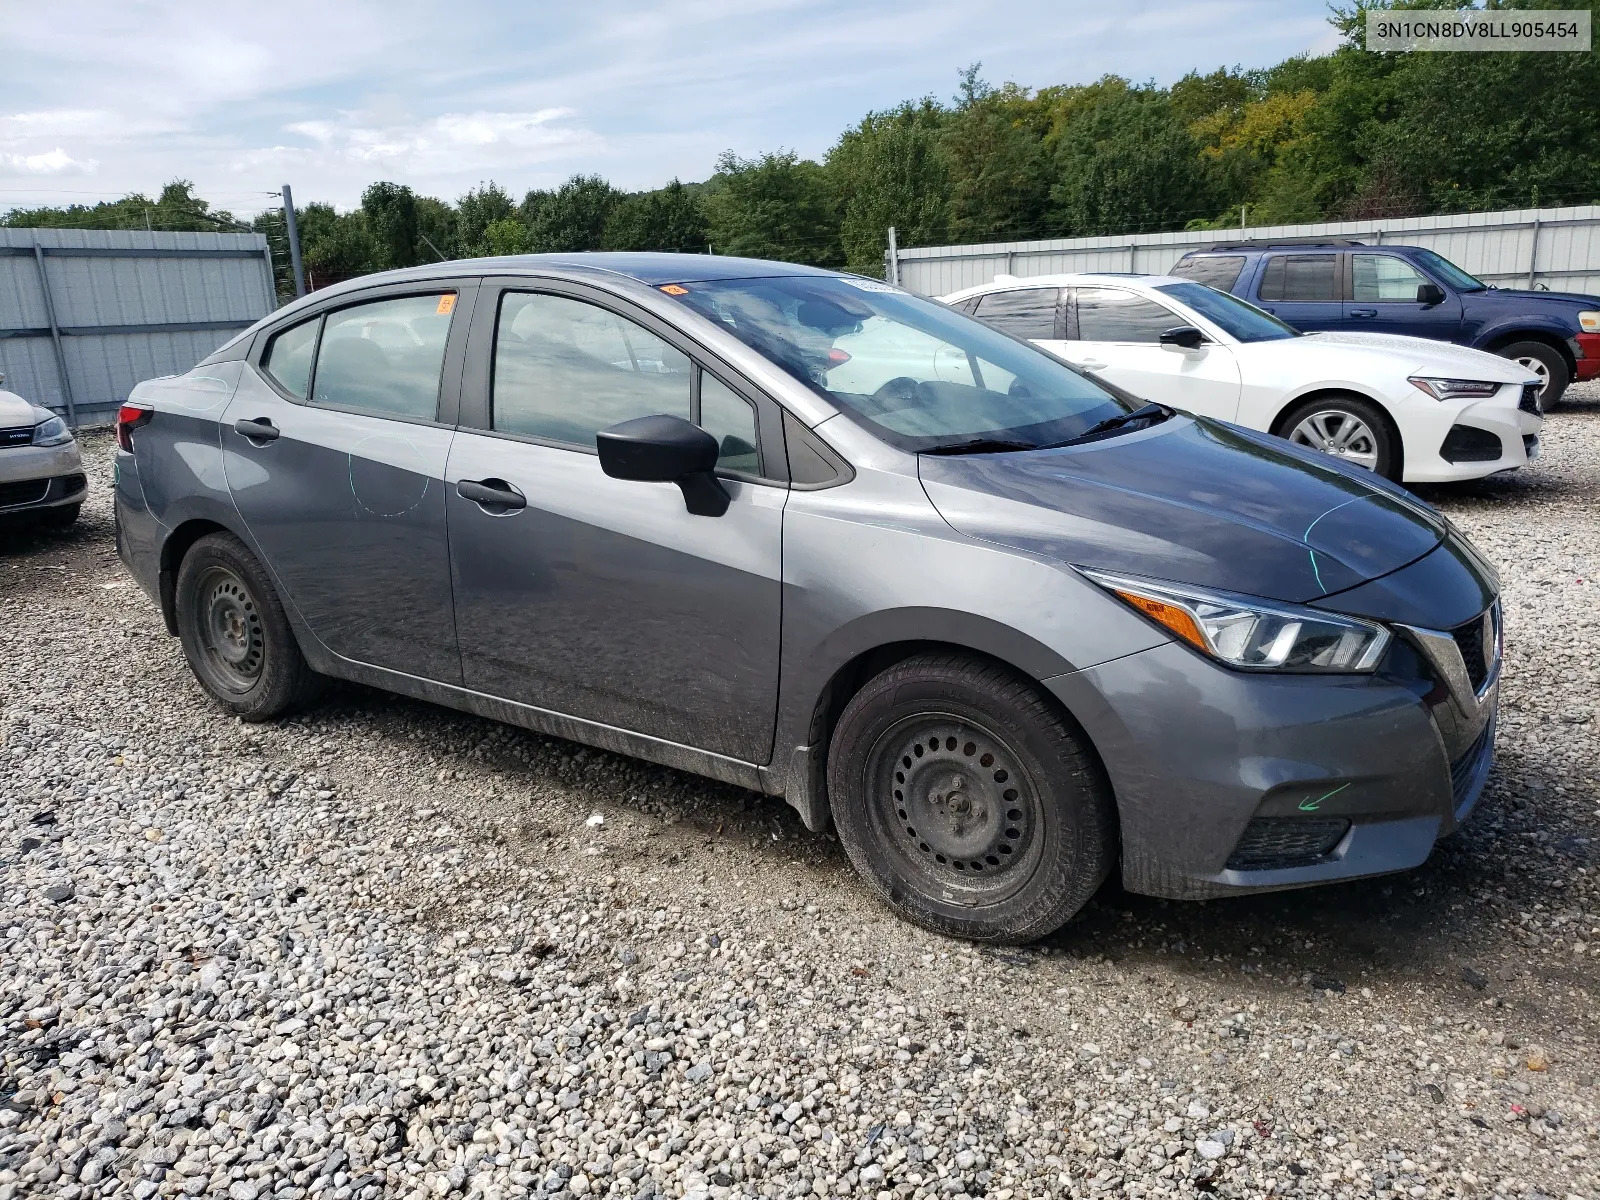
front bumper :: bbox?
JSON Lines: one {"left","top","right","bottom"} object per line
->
{"left": 1047, "top": 592, "right": 1498, "bottom": 900}
{"left": 0, "top": 440, "right": 87, "bottom": 514}
{"left": 1399, "top": 387, "right": 1542, "bottom": 484}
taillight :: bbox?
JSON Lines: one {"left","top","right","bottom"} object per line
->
{"left": 116, "top": 403, "right": 153, "bottom": 452}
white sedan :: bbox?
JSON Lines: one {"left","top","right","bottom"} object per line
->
{"left": 940, "top": 273, "right": 1543, "bottom": 483}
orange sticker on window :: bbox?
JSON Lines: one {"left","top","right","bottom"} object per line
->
{"left": 436, "top": 294, "right": 456, "bottom": 314}
{"left": 659, "top": 284, "right": 688, "bottom": 296}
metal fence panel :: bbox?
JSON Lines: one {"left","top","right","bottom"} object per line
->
{"left": 891, "top": 204, "right": 1600, "bottom": 298}
{"left": 0, "top": 228, "right": 276, "bottom": 425}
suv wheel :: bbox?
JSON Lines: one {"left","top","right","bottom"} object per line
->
{"left": 1279, "top": 394, "right": 1400, "bottom": 481}
{"left": 175, "top": 532, "right": 322, "bottom": 720}
{"left": 827, "top": 653, "right": 1116, "bottom": 943}
{"left": 1499, "top": 340, "right": 1568, "bottom": 411}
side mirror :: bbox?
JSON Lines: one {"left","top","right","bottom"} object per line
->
{"left": 1159, "top": 325, "right": 1206, "bottom": 350}
{"left": 596, "top": 413, "right": 729, "bottom": 517}
{"left": 1416, "top": 282, "right": 1445, "bottom": 306}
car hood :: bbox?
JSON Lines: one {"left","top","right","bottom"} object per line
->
{"left": 1295, "top": 331, "right": 1538, "bottom": 382}
{"left": 1469, "top": 286, "right": 1600, "bottom": 307}
{"left": 918, "top": 415, "right": 1446, "bottom": 604}
{"left": 0, "top": 389, "right": 47, "bottom": 428}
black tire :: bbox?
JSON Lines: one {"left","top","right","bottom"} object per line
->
{"left": 827, "top": 653, "right": 1116, "bottom": 943}
{"left": 1498, "top": 340, "right": 1569, "bottom": 412}
{"left": 39, "top": 503, "right": 79, "bottom": 529}
{"left": 1276, "top": 393, "right": 1402, "bottom": 482}
{"left": 174, "top": 532, "right": 321, "bottom": 721}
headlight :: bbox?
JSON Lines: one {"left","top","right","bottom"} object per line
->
{"left": 1080, "top": 569, "right": 1391, "bottom": 673}
{"left": 1579, "top": 310, "right": 1600, "bottom": 333}
{"left": 32, "top": 415, "right": 73, "bottom": 446}
{"left": 1408, "top": 377, "right": 1502, "bottom": 401}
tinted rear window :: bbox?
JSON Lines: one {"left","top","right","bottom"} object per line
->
{"left": 1170, "top": 255, "right": 1245, "bottom": 291}
{"left": 1259, "top": 254, "right": 1339, "bottom": 303}
{"left": 972, "top": 287, "right": 1059, "bottom": 339}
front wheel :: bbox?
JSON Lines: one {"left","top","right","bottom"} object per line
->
{"left": 1498, "top": 340, "right": 1568, "bottom": 412}
{"left": 175, "top": 532, "right": 321, "bottom": 721}
{"left": 827, "top": 653, "right": 1116, "bottom": 943}
{"left": 1279, "top": 394, "right": 1401, "bottom": 481}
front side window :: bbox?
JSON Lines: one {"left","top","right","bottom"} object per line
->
{"left": 312, "top": 293, "right": 456, "bottom": 420}
{"left": 664, "top": 275, "right": 1126, "bottom": 452}
{"left": 1352, "top": 254, "right": 1430, "bottom": 303}
{"left": 493, "top": 292, "right": 691, "bottom": 447}
{"left": 262, "top": 318, "right": 319, "bottom": 399}
{"left": 1075, "top": 287, "right": 1181, "bottom": 343}
{"left": 973, "top": 288, "right": 1060, "bottom": 339}
{"left": 1411, "top": 248, "right": 1484, "bottom": 292}
{"left": 1170, "top": 255, "right": 1246, "bottom": 291}
{"left": 1258, "top": 254, "right": 1339, "bottom": 303}
{"left": 1153, "top": 282, "right": 1298, "bottom": 343}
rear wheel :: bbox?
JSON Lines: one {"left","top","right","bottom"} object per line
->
{"left": 175, "top": 532, "right": 321, "bottom": 720}
{"left": 827, "top": 653, "right": 1116, "bottom": 943}
{"left": 1279, "top": 394, "right": 1401, "bottom": 481}
{"left": 1498, "top": 340, "right": 1568, "bottom": 411}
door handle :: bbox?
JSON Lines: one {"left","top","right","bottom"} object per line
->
{"left": 1079, "top": 360, "right": 1108, "bottom": 370}
{"left": 233, "top": 417, "right": 280, "bottom": 441}
{"left": 457, "top": 478, "right": 526, "bottom": 510}
{"left": 1348, "top": 308, "right": 1378, "bottom": 318}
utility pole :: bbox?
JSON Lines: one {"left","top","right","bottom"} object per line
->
{"left": 281, "top": 184, "right": 307, "bottom": 298}
{"left": 886, "top": 226, "right": 900, "bottom": 286}
{"left": 1240, "top": 204, "right": 1248, "bottom": 240}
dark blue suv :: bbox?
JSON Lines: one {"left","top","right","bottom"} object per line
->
{"left": 1172, "top": 240, "right": 1600, "bottom": 411}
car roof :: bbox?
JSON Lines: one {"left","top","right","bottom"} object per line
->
{"left": 942, "top": 272, "right": 1188, "bottom": 301}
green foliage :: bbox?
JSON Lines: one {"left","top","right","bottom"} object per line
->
{"left": 524, "top": 175, "right": 622, "bottom": 252}
{"left": 603, "top": 180, "right": 710, "bottom": 253}
{"left": 703, "top": 151, "right": 841, "bottom": 266}
{"left": 828, "top": 100, "right": 950, "bottom": 274}
{"left": 455, "top": 182, "right": 518, "bottom": 257}
{"left": 360, "top": 182, "right": 421, "bottom": 270}
{"left": 1, "top": 180, "right": 239, "bottom": 233}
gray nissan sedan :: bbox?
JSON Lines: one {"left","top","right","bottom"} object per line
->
{"left": 115, "top": 254, "right": 1500, "bottom": 942}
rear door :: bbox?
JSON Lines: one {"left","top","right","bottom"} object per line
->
{"left": 223, "top": 283, "right": 473, "bottom": 682}
{"left": 1254, "top": 252, "right": 1343, "bottom": 331}
{"left": 1056, "top": 285, "right": 1241, "bottom": 419}
{"left": 444, "top": 278, "right": 786, "bottom": 763}
{"left": 1343, "top": 252, "right": 1462, "bottom": 338}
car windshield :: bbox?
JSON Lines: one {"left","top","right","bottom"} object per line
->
{"left": 1154, "top": 281, "right": 1300, "bottom": 343}
{"left": 665, "top": 275, "right": 1129, "bottom": 451}
{"left": 1411, "top": 248, "right": 1486, "bottom": 291}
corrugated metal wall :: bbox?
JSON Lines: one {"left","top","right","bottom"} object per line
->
{"left": 891, "top": 204, "right": 1600, "bottom": 298}
{"left": 0, "top": 228, "right": 277, "bottom": 425}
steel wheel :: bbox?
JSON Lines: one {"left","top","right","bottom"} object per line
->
{"left": 193, "top": 564, "right": 265, "bottom": 692}
{"left": 1288, "top": 409, "right": 1381, "bottom": 472}
{"left": 865, "top": 713, "right": 1045, "bottom": 906}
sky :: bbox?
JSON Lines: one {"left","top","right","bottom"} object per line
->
{"left": 0, "top": 0, "right": 1339, "bottom": 220}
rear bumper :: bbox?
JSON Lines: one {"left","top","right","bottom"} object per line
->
{"left": 1047, "top": 620, "right": 1496, "bottom": 900}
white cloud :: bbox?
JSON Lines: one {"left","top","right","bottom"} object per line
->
{"left": 0, "top": 148, "right": 98, "bottom": 175}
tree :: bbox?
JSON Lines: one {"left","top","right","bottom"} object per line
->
{"left": 827, "top": 100, "right": 950, "bottom": 275}
{"left": 2, "top": 179, "right": 239, "bottom": 233}
{"left": 603, "top": 180, "right": 710, "bottom": 252}
{"left": 941, "top": 72, "right": 1054, "bottom": 243}
{"left": 525, "top": 175, "right": 622, "bottom": 252}
{"left": 456, "top": 181, "right": 519, "bottom": 257}
{"left": 293, "top": 203, "right": 380, "bottom": 290}
{"left": 703, "top": 151, "right": 840, "bottom": 266}
{"left": 360, "top": 182, "right": 421, "bottom": 270}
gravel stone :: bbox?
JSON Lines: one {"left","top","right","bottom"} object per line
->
{"left": 3, "top": 400, "right": 1599, "bottom": 1198}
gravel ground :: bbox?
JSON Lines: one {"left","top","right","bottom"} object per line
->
{"left": 3, "top": 388, "right": 1597, "bottom": 1200}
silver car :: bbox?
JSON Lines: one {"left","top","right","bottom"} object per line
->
{"left": 114, "top": 255, "right": 1500, "bottom": 942}
{"left": 0, "top": 374, "right": 86, "bottom": 526}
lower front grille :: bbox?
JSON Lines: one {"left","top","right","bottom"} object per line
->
{"left": 1450, "top": 724, "right": 1494, "bottom": 813}
{"left": 1225, "top": 817, "right": 1352, "bottom": 871}
{"left": 1519, "top": 383, "right": 1541, "bottom": 415}
{"left": 1440, "top": 424, "right": 1504, "bottom": 463}
{"left": 0, "top": 478, "right": 50, "bottom": 508}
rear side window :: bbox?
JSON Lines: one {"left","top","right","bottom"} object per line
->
{"left": 1170, "top": 255, "right": 1245, "bottom": 291}
{"left": 1075, "top": 287, "right": 1181, "bottom": 343}
{"left": 1258, "top": 254, "right": 1339, "bottom": 303}
{"left": 972, "top": 288, "right": 1060, "bottom": 339}
{"left": 493, "top": 292, "right": 691, "bottom": 448}
{"left": 311, "top": 293, "right": 456, "bottom": 420}
{"left": 262, "top": 318, "right": 319, "bottom": 399}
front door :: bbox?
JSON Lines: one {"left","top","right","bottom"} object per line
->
{"left": 1050, "top": 286, "right": 1241, "bottom": 420}
{"left": 445, "top": 283, "right": 785, "bottom": 764}
{"left": 222, "top": 285, "right": 472, "bottom": 682}
{"left": 1342, "top": 252, "right": 1462, "bottom": 338}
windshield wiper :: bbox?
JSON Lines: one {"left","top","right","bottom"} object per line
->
{"left": 1046, "top": 402, "right": 1175, "bottom": 448}
{"left": 920, "top": 437, "right": 1041, "bottom": 456}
